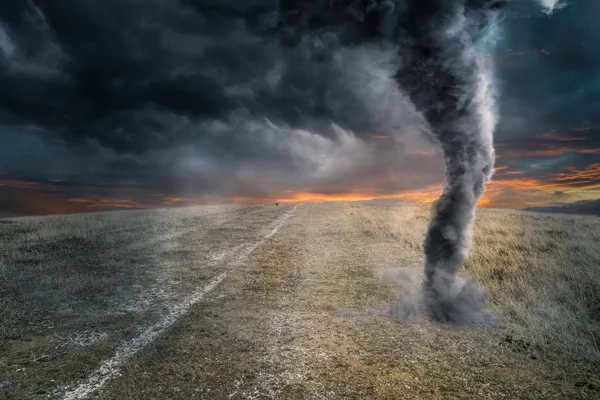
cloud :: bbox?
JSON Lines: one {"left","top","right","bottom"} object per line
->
{"left": 536, "top": 0, "right": 566, "bottom": 14}
{"left": 0, "top": 0, "right": 427, "bottom": 154}
{"left": 1, "top": 0, "right": 451, "bottom": 213}
{"left": 0, "top": 23, "right": 14, "bottom": 56}
{"left": 0, "top": 179, "right": 40, "bottom": 189}
{"left": 496, "top": 0, "right": 599, "bottom": 143}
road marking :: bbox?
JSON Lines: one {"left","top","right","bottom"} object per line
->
{"left": 60, "top": 204, "right": 299, "bottom": 400}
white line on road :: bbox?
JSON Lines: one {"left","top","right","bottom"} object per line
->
{"left": 60, "top": 204, "right": 299, "bottom": 400}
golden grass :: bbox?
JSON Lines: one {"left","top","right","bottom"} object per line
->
{"left": 354, "top": 201, "right": 600, "bottom": 362}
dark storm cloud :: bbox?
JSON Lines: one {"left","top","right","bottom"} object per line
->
{"left": 0, "top": 0, "right": 427, "bottom": 155}
{"left": 488, "top": 0, "right": 600, "bottom": 204}
{"left": 2, "top": 1, "right": 593, "bottom": 157}
{"left": 0, "top": 0, "right": 236, "bottom": 152}
{"left": 1, "top": 0, "right": 448, "bottom": 208}
{"left": 496, "top": 0, "right": 600, "bottom": 142}
{"left": 0, "top": 0, "right": 598, "bottom": 221}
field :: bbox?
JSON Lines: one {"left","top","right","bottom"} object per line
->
{"left": 1, "top": 201, "right": 599, "bottom": 399}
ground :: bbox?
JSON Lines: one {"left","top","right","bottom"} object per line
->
{"left": 1, "top": 201, "right": 599, "bottom": 399}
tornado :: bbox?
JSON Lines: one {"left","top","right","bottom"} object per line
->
{"left": 382, "top": 0, "right": 505, "bottom": 322}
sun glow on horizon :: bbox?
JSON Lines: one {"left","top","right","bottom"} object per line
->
{"left": 2, "top": 162, "right": 600, "bottom": 215}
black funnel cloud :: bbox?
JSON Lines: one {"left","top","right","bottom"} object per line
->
{"left": 275, "top": 0, "right": 506, "bottom": 322}
{"left": 395, "top": 1, "right": 503, "bottom": 322}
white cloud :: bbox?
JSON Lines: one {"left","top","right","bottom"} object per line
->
{"left": 537, "top": 0, "right": 567, "bottom": 14}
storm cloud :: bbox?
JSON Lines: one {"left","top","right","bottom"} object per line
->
{"left": 0, "top": 1, "right": 426, "bottom": 149}
{"left": 0, "top": 0, "right": 445, "bottom": 204}
{"left": 0, "top": 0, "right": 597, "bottom": 214}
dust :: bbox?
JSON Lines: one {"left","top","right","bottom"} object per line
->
{"left": 380, "top": 267, "right": 496, "bottom": 325}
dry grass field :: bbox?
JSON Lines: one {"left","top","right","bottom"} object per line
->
{"left": 1, "top": 201, "right": 599, "bottom": 399}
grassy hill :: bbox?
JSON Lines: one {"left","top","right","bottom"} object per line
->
{"left": 1, "top": 202, "right": 599, "bottom": 399}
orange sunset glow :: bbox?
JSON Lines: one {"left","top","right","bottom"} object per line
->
{"left": 2, "top": 159, "right": 600, "bottom": 215}
{"left": 2, "top": 144, "right": 600, "bottom": 215}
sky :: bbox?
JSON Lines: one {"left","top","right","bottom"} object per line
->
{"left": 0, "top": 0, "right": 598, "bottom": 216}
